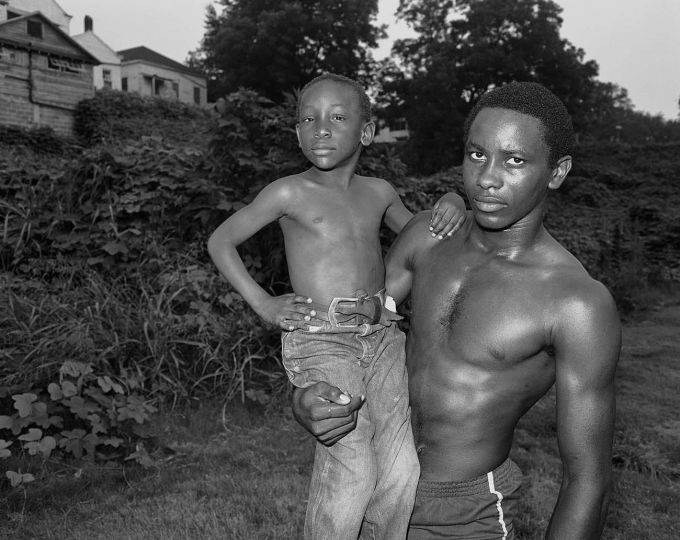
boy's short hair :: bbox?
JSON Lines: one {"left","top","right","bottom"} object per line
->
{"left": 463, "top": 82, "right": 575, "bottom": 166}
{"left": 297, "top": 73, "right": 372, "bottom": 122}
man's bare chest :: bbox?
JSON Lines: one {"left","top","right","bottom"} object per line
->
{"left": 411, "top": 252, "right": 553, "bottom": 366}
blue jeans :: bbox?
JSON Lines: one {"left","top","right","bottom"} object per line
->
{"left": 283, "top": 321, "right": 419, "bottom": 540}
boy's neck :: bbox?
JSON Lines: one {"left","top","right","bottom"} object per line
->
{"left": 304, "top": 165, "right": 358, "bottom": 189}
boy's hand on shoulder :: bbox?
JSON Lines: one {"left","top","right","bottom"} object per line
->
{"left": 255, "top": 294, "right": 316, "bottom": 331}
{"left": 430, "top": 191, "right": 467, "bottom": 239}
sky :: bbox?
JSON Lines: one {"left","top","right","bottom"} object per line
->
{"left": 56, "top": 0, "right": 680, "bottom": 120}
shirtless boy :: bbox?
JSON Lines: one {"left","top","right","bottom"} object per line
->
{"left": 207, "top": 73, "right": 466, "bottom": 540}
{"left": 294, "top": 82, "right": 622, "bottom": 539}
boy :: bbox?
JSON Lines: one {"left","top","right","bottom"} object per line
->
{"left": 207, "top": 73, "right": 466, "bottom": 540}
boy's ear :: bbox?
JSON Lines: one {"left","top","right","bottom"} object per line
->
{"left": 295, "top": 124, "right": 302, "bottom": 147}
{"left": 361, "top": 121, "right": 375, "bottom": 147}
{"left": 548, "top": 155, "right": 572, "bottom": 190}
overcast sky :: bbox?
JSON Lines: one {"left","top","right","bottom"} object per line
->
{"left": 57, "top": 0, "right": 680, "bottom": 120}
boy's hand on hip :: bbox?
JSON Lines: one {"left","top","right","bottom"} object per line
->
{"left": 256, "top": 294, "right": 316, "bottom": 331}
{"left": 430, "top": 192, "right": 467, "bottom": 239}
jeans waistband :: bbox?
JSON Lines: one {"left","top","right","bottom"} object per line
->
{"left": 308, "top": 289, "right": 402, "bottom": 329}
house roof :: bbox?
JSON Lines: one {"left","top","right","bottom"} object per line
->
{"left": 118, "top": 46, "right": 204, "bottom": 79}
{"left": 0, "top": 11, "right": 99, "bottom": 63}
{"left": 72, "top": 31, "right": 121, "bottom": 64}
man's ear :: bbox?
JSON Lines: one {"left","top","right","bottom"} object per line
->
{"left": 295, "top": 124, "right": 302, "bottom": 147}
{"left": 548, "top": 155, "right": 572, "bottom": 190}
{"left": 361, "top": 121, "right": 375, "bottom": 147}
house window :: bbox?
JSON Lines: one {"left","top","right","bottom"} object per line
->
{"left": 193, "top": 86, "right": 201, "bottom": 105}
{"left": 172, "top": 82, "right": 179, "bottom": 98}
{"left": 121, "top": 77, "right": 128, "bottom": 91}
{"left": 153, "top": 78, "right": 164, "bottom": 95}
{"left": 27, "top": 20, "right": 43, "bottom": 39}
{"left": 47, "top": 57, "right": 83, "bottom": 74}
{"left": 102, "top": 69, "right": 112, "bottom": 89}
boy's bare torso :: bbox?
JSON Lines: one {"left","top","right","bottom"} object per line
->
{"left": 279, "top": 170, "right": 397, "bottom": 305}
{"left": 406, "top": 218, "right": 590, "bottom": 481}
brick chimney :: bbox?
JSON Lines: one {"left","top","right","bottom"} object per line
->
{"left": 84, "top": 15, "right": 93, "bottom": 32}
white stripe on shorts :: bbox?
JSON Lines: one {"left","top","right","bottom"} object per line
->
{"left": 487, "top": 471, "right": 509, "bottom": 539}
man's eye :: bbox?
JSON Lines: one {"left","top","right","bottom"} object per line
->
{"left": 507, "top": 157, "right": 525, "bottom": 165}
{"left": 469, "top": 151, "right": 485, "bottom": 161}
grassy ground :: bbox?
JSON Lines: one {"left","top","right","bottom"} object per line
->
{"left": 2, "top": 289, "right": 679, "bottom": 540}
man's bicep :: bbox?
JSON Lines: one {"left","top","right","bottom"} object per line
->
{"left": 385, "top": 212, "right": 432, "bottom": 304}
{"left": 554, "top": 288, "right": 621, "bottom": 476}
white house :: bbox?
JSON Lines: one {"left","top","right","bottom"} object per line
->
{"left": 71, "top": 16, "right": 121, "bottom": 91}
{"left": 1, "top": 0, "right": 70, "bottom": 32}
{"left": 118, "top": 46, "right": 207, "bottom": 107}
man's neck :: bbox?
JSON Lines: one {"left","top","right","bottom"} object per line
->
{"left": 468, "top": 213, "right": 547, "bottom": 260}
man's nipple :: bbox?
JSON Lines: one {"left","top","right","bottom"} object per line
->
{"left": 313, "top": 216, "right": 323, "bottom": 224}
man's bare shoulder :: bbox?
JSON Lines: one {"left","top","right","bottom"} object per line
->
{"left": 388, "top": 211, "right": 441, "bottom": 262}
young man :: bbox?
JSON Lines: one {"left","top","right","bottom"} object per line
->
{"left": 294, "top": 82, "right": 622, "bottom": 539}
{"left": 207, "top": 73, "right": 467, "bottom": 540}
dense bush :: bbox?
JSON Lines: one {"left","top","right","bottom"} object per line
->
{"left": 74, "top": 89, "right": 210, "bottom": 146}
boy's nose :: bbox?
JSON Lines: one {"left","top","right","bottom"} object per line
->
{"left": 315, "top": 126, "right": 331, "bottom": 138}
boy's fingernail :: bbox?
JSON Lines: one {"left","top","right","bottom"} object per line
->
{"left": 431, "top": 233, "right": 436, "bottom": 237}
{"left": 310, "top": 310, "right": 316, "bottom": 316}
{"left": 429, "top": 226, "right": 433, "bottom": 230}
{"left": 307, "top": 298, "right": 312, "bottom": 303}
{"left": 304, "top": 315, "right": 310, "bottom": 321}
{"left": 438, "top": 235, "right": 443, "bottom": 240}
{"left": 288, "top": 326, "right": 294, "bottom": 331}
{"left": 447, "top": 231, "right": 453, "bottom": 236}
{"left": 360, "top": 395, "right": 366, "bottom": 402}
{"left": 338, "top": 394, "right": 351, "bottom": 405}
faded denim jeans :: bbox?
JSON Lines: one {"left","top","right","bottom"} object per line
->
{"left": 282, "top": 321, "right": 419, "bottom": 540}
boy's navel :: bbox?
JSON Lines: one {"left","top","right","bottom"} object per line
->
{"left": 313, "top": 216, "right": 323, "bottom": 223}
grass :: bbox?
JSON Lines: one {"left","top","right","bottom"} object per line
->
{"left": 2, "top": 288, "right": 679, "bottom": 539}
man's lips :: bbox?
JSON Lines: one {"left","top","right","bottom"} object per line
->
{"left": 473, "top": 195, "right": 506, "bottom": 212}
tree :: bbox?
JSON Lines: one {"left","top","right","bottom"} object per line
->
{"left": 192, "top": 0, "right": 385, "bottom": 102}
{"left": 383, "top": 0, "right": 625, "bottom": 173}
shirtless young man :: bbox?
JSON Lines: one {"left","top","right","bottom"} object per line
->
{"left": 208, "top": 73, "right": 466, "bottom": 540}
{"left": 294, "top": 82, "right": 622, "bottom": 539}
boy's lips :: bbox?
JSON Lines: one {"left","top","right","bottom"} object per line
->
{"left": 311, "top": 146, "right": 334, "bottom": 156}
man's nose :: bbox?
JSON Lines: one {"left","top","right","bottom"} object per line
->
{"left": 477, "top": 162, "right": 502, "bottom": 189}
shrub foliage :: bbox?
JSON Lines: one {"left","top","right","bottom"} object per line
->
{"left": 1, "top": 89, "right": 679, "bottom": 487}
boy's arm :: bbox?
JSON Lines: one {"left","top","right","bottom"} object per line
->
{"left": 207, "top": 179, "right": 313, "bottom": 330}
{"left": 382, "top": 183, "right": 467, "bottom": 239}
{"left": 546, "top": 283, "right": 621, "bottom": 539}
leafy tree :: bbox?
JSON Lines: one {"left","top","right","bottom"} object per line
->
{"left": 383, "top": 0, "right": 624, "bottom": 173}
{"left": 191, "top": 0, "right": 386, "bottom": 102}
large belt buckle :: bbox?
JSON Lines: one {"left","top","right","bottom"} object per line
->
{"left": 328, "top": 296, "right": 381, "bottom": 326}
{"left": 328, "top": 297, "right": 361, "bottom": 327}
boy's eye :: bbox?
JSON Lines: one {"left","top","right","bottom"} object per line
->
{"left": 331, "top": 114, "right": 346, "bottom": 121}
{"left": 506, "top": 157, "right": 525, "bottom": 165}
{"left": 469, "top": 151, "right": 485, "bottom": 161}
{"left": 301, "top": 116, "right": 314, "bottom": 123}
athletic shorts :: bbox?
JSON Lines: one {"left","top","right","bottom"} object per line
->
{"left": 408, "top": 458, "right": 523, "bottom": 539}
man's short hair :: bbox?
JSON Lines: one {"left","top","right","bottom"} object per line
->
{"left": 463, "top": 82, "right": 575, "bottom": 165}
{"left": 297, "top": 73, "right": 372, "bottom": 122}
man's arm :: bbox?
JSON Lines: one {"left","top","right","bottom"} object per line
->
{"left": 547, "top": 281, "right": 621, "bottom": 539}
{"left": 207, "top": 178, "right": 313, "bottom": 329}
{"left": 385, "top": 211, "right": 437, "bottom": 305}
